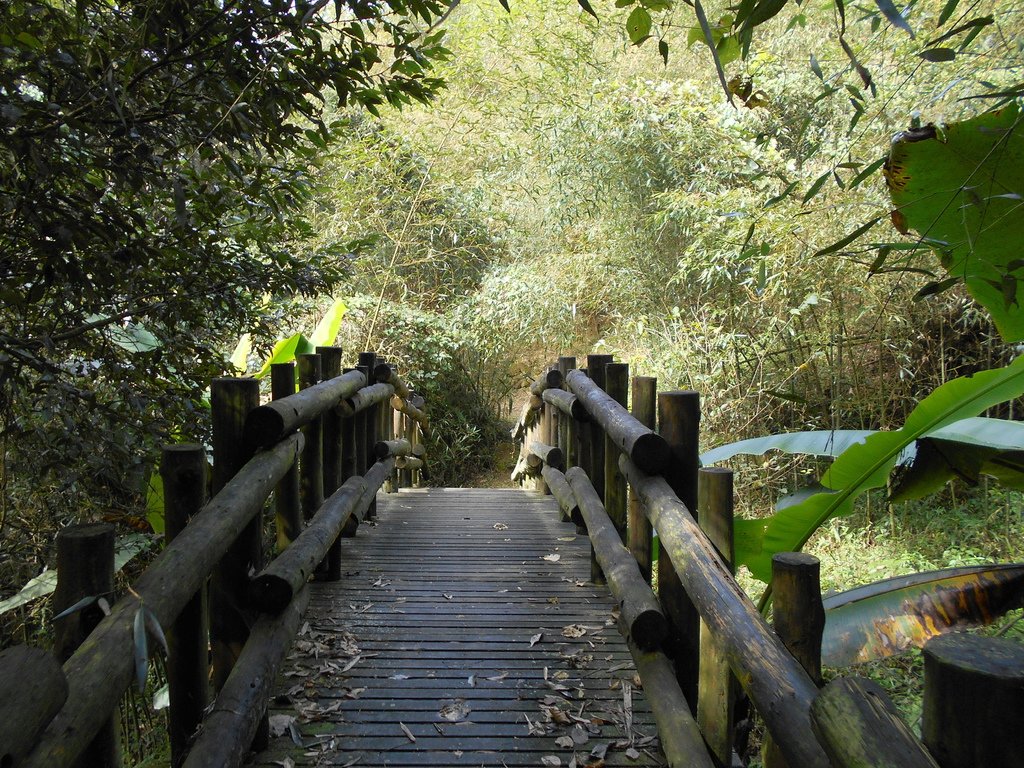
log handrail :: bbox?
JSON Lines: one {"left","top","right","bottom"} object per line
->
{"left": 513, "top": 356, "right": 959, "bottom": 768}
{"left": 18, "top": 354, "right": 429, "bottom": 768}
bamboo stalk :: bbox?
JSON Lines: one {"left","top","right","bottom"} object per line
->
{"left": 374, "top": 362, "right": 411, "bottom": 399}
{"left": 527, "top": 440, "right": 564, "bottom": 470}
{"left": 566, "top": 467, "right": 667, "bottom": 650}
{"left": 244, "top": 370, "right": 365, "bottom": 447}
{"left": 395, "top": 456, "right": 424, "bottom": 470}
{"left": 270, "top": 363, "right": 301, "bottom": 551}
{"left": 375, "top": 438, "right": 412, "bottom": 459}
{"left": 529, "top": 368, "right": 563, "bottom": 396}
{"left": 628, "top": 376, "right": 656, "bottom": 583}
{"left": 621, "top": 457, "right": 829, "bottom": 768}
{"left": 22, "top": 435, "right": 302, "bottom": 768}
{"left": 348, "top": 383, "right": 395, "bottom": 414}
{"left": 542, "top": 387, "right": 588, "bottom": 421}
{"left": 603, "top": 363, "right": 629, "bottom": 543}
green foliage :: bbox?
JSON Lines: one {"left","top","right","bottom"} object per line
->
{"left": 885, "top": 104, "right": 1024, "bottom": 341}
{"left": 734, "top": 357, "right": 1024, "bottom": 582}
{"left": 0, "top": 0, "right": 447, "bottom": 525}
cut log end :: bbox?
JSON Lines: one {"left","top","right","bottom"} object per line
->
{"left": 630, "top": 608, "right": 669, "bottom": 652}
{"left": 632, "top": 432, "right": 671, "bottom": 475}
{"left": 247, "top": 575, "right": 296, "bottom": 615}
{"left": 244, "top": 406, "right": 287, "bottom": 448}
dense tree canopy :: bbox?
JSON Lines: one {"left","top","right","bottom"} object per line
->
{"left": 0, "top": 0, "right": 450, "bottom": 502}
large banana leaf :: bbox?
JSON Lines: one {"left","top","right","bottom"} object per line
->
{"left": 702, "top": 417, "right": 1024, "bottom": 503}
{"left": 886, "top": 103, "right": 1024, "bottom": 341}
{"left": 253, "top": 333, "right": 315, "bottom": 379}
{"left": 733, "top": 356, "right": 1024, "bottom": 582}
{"left": 822, "top": 563, "right": 1024, "bottom": 666}
{"left": 309, "top": 297, "right": 348, "bottom": 349}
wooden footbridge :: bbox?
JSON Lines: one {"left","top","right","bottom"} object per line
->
{"left": 3, "top": 351, "right": 1012, "bottom": 768}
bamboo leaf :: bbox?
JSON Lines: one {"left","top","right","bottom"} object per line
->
{"left": 849, "top": 156, "right": 886, "bottom": 188}
{"left": 874, "top": 0, "right": 914, "bottom": 37}
{"left": 918, "top": 47, "right": 956, "bottom": 62}
{"left": 701, "top": 429, "right": 882, "bottom": 465}
{"left": 813, "top": 216, "right": 882, "bottom": 257}
{"left": 693, "top": 0, "right": 734, "bottom": 104}
{"left": 144, "top": 607, "right": 169, "bottom": 656}
{"left": 937, "top": 0, "right": 959, "bottom": 26}
{"left": 822, "top": 564, "right": 1024, "bottom": 666}
{"left": 802, "top": 170, "right": 832, "bottom": 204}
{"left": 53, "top": 595, "right": 101, "bottom": 621}
{"left": 577, "top": 0, "right": 600, "bottom": 20}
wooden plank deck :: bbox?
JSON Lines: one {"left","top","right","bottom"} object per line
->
{"left": 249, "top": 487, "right": 666, "bottom": 767}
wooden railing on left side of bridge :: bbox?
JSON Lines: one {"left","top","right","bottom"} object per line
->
{"left": 1, "top": 347, "right": 429, "bottom": 768}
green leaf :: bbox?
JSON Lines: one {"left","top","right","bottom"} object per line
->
{"left": 701, "top": 429, "right": 880, "bottom": 465}
{"left": 146, "top": 472, "right": 165, "bottom": 535}
{"left": 693, "top": 0, "right": 733, "bottom": 103}
{"left": 886, "top": 103, "right": 1024, "bottom": 341}
{"left": 658, "top": 39, "right": 669, "bottom": 65}
{"left": 801, "top": 170, "right": 832, "bottom": 204}
{"left": 577, "top": 0, "right": 600, "bottom": 19}
{"left": 229, "top": 333, "right": 252, "bottom": 375}
{"left": 822, "top": 564, "right": 1024, "bottom": 666}
{"left": 54, "top": 595, "right": 102, "bottom": 621}
{"left": 813, "top": 216, "right": 882, "bottom": 257}
{"left": 849, "top": 156, "right": 886, "bottom": 188}
{"left": 735, "top": 357, "right": 1024, "bottom": 581}
{"left": 809, "top": 53, "right": 823, "bottom": 80}
{"left": 874, "top": 0, "right": 914, "bottom": 37}
{"left": 254, "top": 333, "right": 314, "bottom": 379}
{"left": 918, "top": 47, "right": 956, "bottom": 62}
{"left": 309, "top": 297, "right": 348, "bottom": 349}
{"left": 937, "top": 0, "right": 959, "bottom": 26}
{"left": 144, "top": 607, "right": 169, "bottom": 656}
{"left": 626, "top": 7, "right": 652, "bottom": 44}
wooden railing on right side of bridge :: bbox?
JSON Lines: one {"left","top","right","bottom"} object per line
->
{"left": 513, "top": 354, "right": 1023, "bottom": 768}
{"left": 1, "top": 348, "right": 429, "bottom": 768}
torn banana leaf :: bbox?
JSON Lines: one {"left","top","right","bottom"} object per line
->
{"left": 885, "top": 103, "right": 1024, "bottom": 341}
{"left": 822, "top": 563, "right": 1024, "bottom": 667}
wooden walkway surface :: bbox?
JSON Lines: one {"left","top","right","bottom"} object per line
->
{"left": 249, "top": 487, "right": 666, "bottom": 767}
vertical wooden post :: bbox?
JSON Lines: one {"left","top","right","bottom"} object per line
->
{"left": 354, "top": 363, "right": 370, "bottom": 490}
{"left": 657, "top": 390, "right": 701, "bottom": 714}
{"left": 603, "top": 362, "right": 629, "bottom": 543}
{"left": 409, "top": 393, "right": 425, "bottom": 488}
{"left": 271, "top": 363, "right": 301, "bottom": 551}
{"left": 162, "top": 445, "right": 209, "bottom": 768}
{"left": 317, "top": 346, "right": 343, "bottom": 577}
{"left": 358, "top": 352, "right": 378, "bottom": 518}
{"left": 628, "top": 376, "right": 656, "bottom": 583}
{"left": 764, "top": 552, "right": 825, "bottom": 768}
{"left": 210, "top": 377, "right": 260, "bottom": 693}
{"left": 586, "top": 354, "right": 613, "bottom": 501}
{"left": 336, "top": 368, "right": 359, "bottom": 556}
{"left": 575, "top": 367, "right": 592, "bottom": 483}
{"left": 297, "top": 354, "right": 324, "bottom": 523}
{"left": 697, "top": 467, "right": 735, "bottom": 768}
{"left": 538, "top": 368, "right": 554, "bottom": 495}
{"left": 398, "top": 412, "right": 412, "bottom": 489}
{"left": 557, "top": 356, "right": 577, "bottom": 467}
{"left": 53, "top": 523, "right": 119, "bottom": 768}
{"left": 922, "top": 634, "right": 1024, "bottom": 768}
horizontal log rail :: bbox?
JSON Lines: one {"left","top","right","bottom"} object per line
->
{"left": 512, "top": 355, "right": 982, "bottom": 768}
{"left": 18, "top": 352, "right": 429, "bottom": 768}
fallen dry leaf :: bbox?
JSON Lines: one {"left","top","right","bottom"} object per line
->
{"left": 400, "top": 722, "right": 416, "bottom": 743}
{"left": 268, "top": 714, "right": 296, "bottom": 738}
{"left": 542, "top": 554, "right": 561, "bottom": 562}
{"left": 625, "top": 747, "right": 640, "bottom": 761}
{"left": 271, "top": 758, "right": 295, "bottom": 768}
{"left": 485, "top": 672, "right": 508, "bottom": 682}
{"left": 557, "top": 536, "right": 576, "bottom": 542}
{"left": 562, "top": 624, "right": 587, "bottom": 638}
{"left": 494, "top": 523, "right": 509, "bottom": 530}
{"left": 530, "top": 632, "right": 543, "bottom": 647}
{"left": 541, "top": 756, "right": 562, "bottom": 766}
{"left": 390, "top": 674, "right": 410, "bottom": 680}
{"left": 439, "top": 698, "right": 471, "bottom": 722}
{"left": 467, "top": 674, "right": 476, "bottom": 687}
{"left": 443, "top": 593, "right": 454, "bottom": 600}
{"left": 555, "top": 736, "right": 574, "bottom": 748}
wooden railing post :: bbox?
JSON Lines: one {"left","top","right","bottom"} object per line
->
{"left": 209, "top": 377, "right": 260, "bottom": 693}
{"left": 398, "top": 411, "right": 412, "bottom": 489}
{"left": 296, "top": 353, "right": 324, "bottom": 524}
{"left": 922, "top": 634, "right": 1024, "bottom": 767}
{"left": 585, "top": 354, "right": 613, "bottom": 501}
{"left": 628, "top": 376, "right": 656, "bottom": 583}
{"left": 53, "top": 522, "right": 119, "bottom": 768}
{"left": 764, "top": 552, "right": 825, "bottom": 768}
{"left": 162, "top": 445, "right": 209, "bottom": 768}
{"left": 316, "top": 346, "right": 344, "bottom": 578}
{"left": 271, "top": 363, "right": 301, "bottom": 551}
{"left": 354, "top": 362, "right": 370, "bottom": 494}
{"left": 603, "top": 362, "right": 629, "bottom": 542}
{"left": 358, "top": 352, "right": 378, "bottom": 517}
{"left": 337, "top": 367, "right": 360, "bottom": 549}
{"left": 697, "top": 467, "right": 735, "bottom": 767}
{"left": 557, "top": 356, "right": 577, "bottom": 467}
{"left": 657, "top": 390, "right": 701, "bottom": 714}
